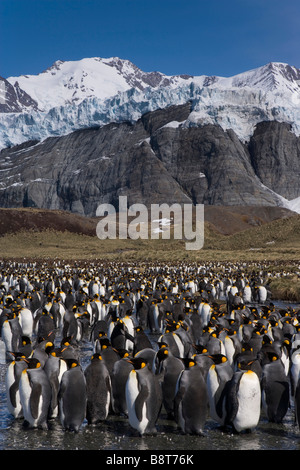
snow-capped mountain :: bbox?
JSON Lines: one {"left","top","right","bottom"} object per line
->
{"left": 0, "top": 57, "right": 300, "bottom": 150}
{"left": 4, "top": 57, "right": 193, "bottom": 112}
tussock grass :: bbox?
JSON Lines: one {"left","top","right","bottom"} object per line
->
{"left": 0, "top": 223, "right": 299, "bottom": 264}
{"left": 267, "top": 276, "right": 300, "bottom": 302}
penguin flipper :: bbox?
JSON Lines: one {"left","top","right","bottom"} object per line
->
{"left": 225, "top": 376, "right": 240, "bottom": 425}
{"left": 29, "top": 382, "right": 42, "bottom": 419}
{"left": 174, "top": 383, "right": 185, "bottom": 424}
{"left": 135, "top": 384, "right": 149, "bottom": 422}
{"left": 105, "top": 375, "right": 112, "bottom": 394}
{"left": 9, "top": 381, "right": 19, "bottom": 408}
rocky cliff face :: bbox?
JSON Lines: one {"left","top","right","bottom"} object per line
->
{"left": 248, "top": 121, "right": 300, "bottom": 200}
{"left": 0, "top": 103, "right": 299, "bottom": 216}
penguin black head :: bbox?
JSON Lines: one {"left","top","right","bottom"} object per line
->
{"left": 117, "top": 349, "right": 130, "bottom": 358}
{"left": 64, "top": 358, "right": 81, "bottom": 369}
{"left": 127, "top": 357, "right": 148, "bottom": 370}
{"left": 45, "top": 342, "right": 54, "bottom": 354}
{"left": 21, "top": 336, "right": 32, "bottom": 346}
{"left": 61, "top": 336, "right": 73, "bottom": 347}
{"left": 237, "top": 359, "right": 256, "bottom": 371}
{"left": 158, "top": 341, "right": 168, "bottom": 349}
{"left": 9, "top": 351, "right": 27, "bottom": 361}
{"left": 262, "top": 335, "right": 272, "bottom": 345}
{"left": 24, "top": 358, "right": 42, "bottom": 369}
{"left": 156, "top": 348, "right": 169, "bottom": 362}
{"left": 50, "top": 347, "right": 64, "bottom": 357}
{"left": 135, "top": 326, "right": 144, "bottom": 333}
{"left": 181, "top": 357, "right": 197, "bottom": 369}
{"left": 90, "top": 353, "right": 103, "bottom": 361}
{"left": 194, "top": 344, "right": 208, "bottom": 354}
{"left": 208, "top": 354, "right": 228, "bottom": 364}
{"left": 100, "top": 338, "right": 111, "bottom": 349}
{"left": 265, "top": 351, "right": 280, "bottom": 363}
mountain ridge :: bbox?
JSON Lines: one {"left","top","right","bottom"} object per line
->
{"left": 1, "top": 57, "right": 300, "bottom": 149}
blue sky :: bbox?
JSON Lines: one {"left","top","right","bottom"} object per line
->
{"left": 1, "top": 0, "right": 299, "bottom": 78}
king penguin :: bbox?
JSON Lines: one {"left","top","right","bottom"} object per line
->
{"left": 225, "top": 368, "right": 261, "bottom": 433}
{"left": 133, "top": 326, "right": 152, "bottom": 355}
{"left": 261, "top": 351, "right": 290, "bottom": 423}
{"left": 289, "top": 348, "right": 300, "bottom": 405}
{"left": 154, "top": 346, "right": 185, "bottom": 419}
{"left": 1, "top": 312, "right": 23, "bottom": 361}
{"left": 43, "top": 347, "right": 68, "bottom": 419}
{"left": 84, "top": 353, "right": 111, "bottom": 424}
{"left": 5, "top": 353, "right": 27, "bottom": 418}
{"left": 174, "top": 357, "right": 208, "bottom": 435}
{"left": 206, "top": 354, "right": 233, "bottom": 426}
{"left": 110, "top": 319, "right": 134, "bottom": 352}
{"left": 19, "top": 357, "right": 52, "bottom": 429}
{"left": 125, "top": 357, "right": 162, "bottom": 436}
{"left": 18, "top": 307, "right": 34, "bottom": 339}
{"left": 111, "top": 349, "right": 133, "bottom": 416}
{"left": 58, "top": 358, "right": 87, "bottom": 432}
{"left": 294, "top": 376, "right": 300, "bottom": 428}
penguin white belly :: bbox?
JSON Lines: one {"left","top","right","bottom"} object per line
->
{"left": 243, "top": 286, "right": 252, "bottom": 303}
{"left": 105, "top": 389, "right": 111, "bottom": 417}
{"left": 6, "top": 363, "right": 22, "bottom": 417}
{"left": 172, "top": 333, "right": 184, "bottom": 358}
{"left": 224, "top": 336, "right": 235, "bottom": 365}
{"left": 258, "top": 286, "right": 267, "bottom": 302}
{"left": 233, "top": 372, "right": 261, "bottom": 432}
{"left": 281, "top": 349, "right": 290, "bottom": 376}
{"left": 91, "top": 283, "right": 99, "bottom": 296}
{"left": 94, "top": 300, "right": 102, "bottom": 320}
{"left": 2, "top": 322, "right": 12, "bottom": 352}
{"left": 206, "top": 366, "right": 220, "bottom": 422}
{"left": 107, "top": 321, "right": 115, "bottom": 340}
{"left": 19, "top": 308, "right": 33, "bottom": 337}
{"left": 197, "top": 302, "right": 204, "bottom": 316}
{"left": 125, "top": 371, "right": 148, "bottom": 434}
{"left": 153, "top": 305, "right": 160, "bottom": 331}
{"left": 58, "top": 360, "right": 68, "bottom": 383}
{"left": 99, "top": 285, "right": 105, "bottom": 296}
{"left": 201, "top": 304, "right": 211, "bottom": 327}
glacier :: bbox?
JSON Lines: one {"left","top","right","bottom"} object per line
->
{"left": 1, "top": 79, "right": 300, "bottom": 150}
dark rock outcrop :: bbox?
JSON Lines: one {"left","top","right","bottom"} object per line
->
{"left": 0, "top": 103, "right": 299, "bottom": 217}
{"left": 248, "top": 121, "right": 300, "bottom": 200}
{"left": 0, "top": 77, "right": 38, "bottom": 113}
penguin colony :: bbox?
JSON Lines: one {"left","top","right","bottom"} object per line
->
{"left": 1, "top": 259, "right": 300, "bottom": 436}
